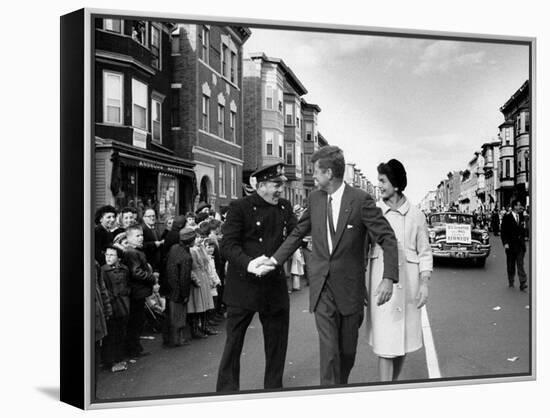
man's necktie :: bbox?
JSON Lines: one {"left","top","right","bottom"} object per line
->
{"left": 328, "top": 196, "right": 336, "bottom": 243}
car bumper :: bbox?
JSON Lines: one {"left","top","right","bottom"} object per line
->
{"left": 431, "top": 246, "right": 490, "bottom": 259}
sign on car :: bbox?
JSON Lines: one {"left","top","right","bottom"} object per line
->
{"left": 446, "top": 223, "right": 472, "bottom": 244}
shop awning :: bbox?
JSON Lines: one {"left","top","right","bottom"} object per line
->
{"left": 117, "top": 152, "right": 195, "bottom": 178}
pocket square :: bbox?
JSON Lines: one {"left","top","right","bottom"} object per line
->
{"left": 346, "top": 224, "right": 354, "bottom": 229}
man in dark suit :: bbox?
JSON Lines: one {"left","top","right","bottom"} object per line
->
{"left": 216, "top": 163, "right": 297, "bottom": 392}
{"left": 267, "top": 146, "right": 398, "bottom": 385}
{"left": 142, "top": 208, "right": 163, "bottom": 272}
{"left": 500, "top": 199, "right": 528, "bottom": 290}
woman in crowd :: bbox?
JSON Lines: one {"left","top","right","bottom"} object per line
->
{"left": 366, "top": 159, "right": 433, "bottom": 381}
{"left": 94, "top": 205, "right": 117, "bottom": 265}
{"left": 112, "top": 207, "right": 138, "bottom": 237}
{"left": 187, "top": 223, "right": 216, "bottom": 338}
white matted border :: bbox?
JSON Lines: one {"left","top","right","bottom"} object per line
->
{"left": 82, "top": 6, "right": 537, "bottom": 410}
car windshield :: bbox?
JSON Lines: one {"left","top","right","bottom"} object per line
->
{"left": 429, "top": 213, "right": 474, "bottom": 226}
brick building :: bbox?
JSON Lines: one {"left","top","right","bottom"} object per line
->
{"left": 480, "top": 140, "right": 501, "bottom": 211}
{"left": 497, "top": 80, "right": 530, "bottom": 208}
{"left": 301, "top": 99, "right": 322, "bottom": 199}
{"left": 171, "top": 24, "right": 251, "bottom": 213}
{"left": 94, "top": 18, "right": 196, "bottom": 222}
{"left": 242, "top": 53, "right": 309, "bottom": 207}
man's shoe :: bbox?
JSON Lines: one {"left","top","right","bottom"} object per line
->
{"left": 508, "top": 283, "right": 514, "bottom": 288}
{"left": 131, "top": 351, "right": 151, "bottom": 358}
{"left": 520, "top": 284, "right": 528, "bottom": 291}
{"left": 204, "top": 327, "right": 219, "bottom": 336}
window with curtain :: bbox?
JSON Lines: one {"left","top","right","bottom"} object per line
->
{"left": 306, "top": 122, "right": 313, "bottom": 141}
{"left": 202, "top": 95, "right": 210, "bottom": 131}
{"left": 266, "top": 86, "right": 273, "bottom": 110}
{"left": 104, "top": 19, "right": 122, "bottom": 33}
{"left": 266, "top": 131, "right": 273, "bottom": 156}
{"left": 152, "top": 98, "right": 162, "bottom": 142}
{"left": 218, "top": 104, "right": 225, "bottom": 138}
{"left": 230, "top": 111, "right": 236, "bottom": 142}
{"left": 285, "top": 103, "right": 293, "bottom": 125}
{"left": 132, "top": 78, "right": 147, "bottom": 130}
{"left": 231, "top": 52, "right": 237, "bottom": 83}
{"left": 231, "top": 165, "right": 237, "bottom": 197}
{"left": 219, "top": 161, "right": 226, "bottom": 196}
{"left": 103, "top": 71, "right": 123, "bottom": 124}
{"left": 201, "top": 26, "right": 210, "bottom": 64}
{"left": 151, "top": 25, "right": 161, "bottom": 69}
{"left": 285, "top": 143, "right": 294, "bottom": 165}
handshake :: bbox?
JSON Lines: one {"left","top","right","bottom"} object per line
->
{"left": 247, "top": 255, "right": 277, "bottom": 277}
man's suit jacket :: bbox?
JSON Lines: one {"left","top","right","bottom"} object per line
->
{"left": 501, "top": 212, "right": 526, "bottom": 252}
{"left": 273, "top": 184, "right": 398, "bottom": 316}
{"left": 142, "top": 223, "right": 161, "bottom": 271}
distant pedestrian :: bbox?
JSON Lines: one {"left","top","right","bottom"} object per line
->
{"left": 491, "top": 209, "right": 500, "bottom": 236}
{"left": 500, "top": 199, "right": 528, "bottom": 291}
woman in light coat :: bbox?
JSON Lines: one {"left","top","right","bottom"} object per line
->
{"left": 366, "top": 159, "right": 433, "bottom": 381}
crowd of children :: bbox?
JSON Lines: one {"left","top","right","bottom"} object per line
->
{"left": 94, "top": 203, "right": 226, "bottom": 375}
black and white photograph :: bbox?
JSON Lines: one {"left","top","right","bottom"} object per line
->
{"left": 84, "top": 9, "right": 533, "bottom": 404}
{"left": 5, "top": 0, "right": 548, "bottom": 417}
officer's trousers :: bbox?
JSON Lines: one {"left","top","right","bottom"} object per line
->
{"left": 216, "top": 306, "right": 289, "bottom": 392}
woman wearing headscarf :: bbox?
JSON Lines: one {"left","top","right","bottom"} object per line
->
{"left": 366, "top": 159, "right": 433, "bottom": 381}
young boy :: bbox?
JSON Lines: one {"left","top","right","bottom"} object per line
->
{"left": 123, "top": 224, "right": 158, "bottom": 358}
{"left": 101, "top": 246, "right": 131, "bottom": 372}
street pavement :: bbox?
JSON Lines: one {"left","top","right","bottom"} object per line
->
{"left": 95, "top": 236, "right": 532, "bottom": 401}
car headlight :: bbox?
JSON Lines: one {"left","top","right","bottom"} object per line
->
{"left": 429, "top": 231, "right": 436, "bottom": 239}
{"left": 482, "top": 232, "right": 489, "bottom": 241}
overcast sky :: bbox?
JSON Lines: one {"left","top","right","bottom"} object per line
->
{"left": 243, "top": 28, "right": 529, "bottom": 205}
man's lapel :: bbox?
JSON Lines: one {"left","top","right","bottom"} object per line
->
{"left": 332, "top": 185, "right": 353, "bottom": 253}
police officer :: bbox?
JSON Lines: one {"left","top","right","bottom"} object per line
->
{"left": 216, "top": 163, "right": 297, "bottom": 392}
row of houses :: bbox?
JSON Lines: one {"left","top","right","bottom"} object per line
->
{"left": 93, "top": 19, "right": 374, "bottom": 223}
{"left": 419, "top": 80, "right": 531, "bottom": 214}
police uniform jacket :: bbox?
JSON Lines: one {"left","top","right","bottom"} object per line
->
{"left": 221, "top": 192, "right": 297, "bottom": 312}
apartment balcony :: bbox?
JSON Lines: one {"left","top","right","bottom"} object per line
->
{"left": 95, "top": 29, "right": 157, "bottom": 72}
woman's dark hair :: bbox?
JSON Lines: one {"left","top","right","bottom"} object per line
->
{"left": 185, "top": 212, "right": 196, "bottom": 219}
{"left": 377, "top": 159, "right": 407, "bottom": 192}
{"left": 94, "top": 205, "right": 117, "bottom": 225}
{"left": 310, "top": 145, "right": 345, "bottom": 179}
{"left": 120, "top": 206, "right": 137, "bottom": 216}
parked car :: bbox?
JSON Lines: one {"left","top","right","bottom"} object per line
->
{"left": 427, "top": 212, "right": 490, "bottom": 267}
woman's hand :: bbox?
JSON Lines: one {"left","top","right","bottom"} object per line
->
{"left": 416, "top": 274, "right": 430, "bottom": 308}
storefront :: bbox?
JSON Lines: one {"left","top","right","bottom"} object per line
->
{"left": 95, "top": 140, "right": 197, "bottom": 224}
